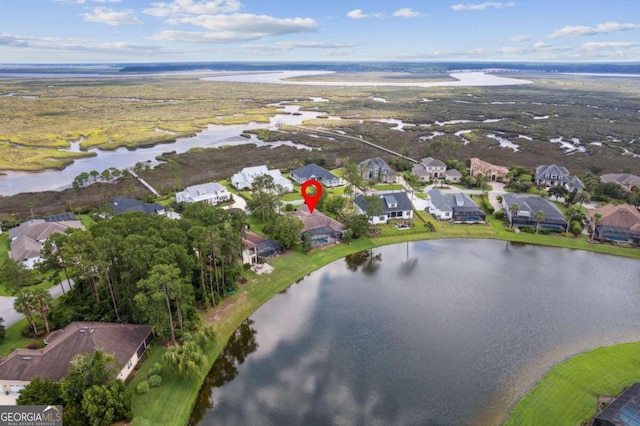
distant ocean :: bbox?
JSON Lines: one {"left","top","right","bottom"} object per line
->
{"left": 1, "top": 61, "right": 640, "bottom": 77}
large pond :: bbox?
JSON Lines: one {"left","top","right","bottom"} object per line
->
{"left": 190, "top": 239, "right": 640, "bottom": 426}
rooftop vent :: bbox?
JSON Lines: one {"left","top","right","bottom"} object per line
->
{"left": 79, "top": 329, "right": 86, "bottom": 333}
{"left": 22, "top": 357, "right": 31, "bottom": 360}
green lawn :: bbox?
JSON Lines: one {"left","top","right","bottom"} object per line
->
{"left": 282, "top": 192, "right": 303, "bottom": 202}
{"left": 506, "top": 342, "right": 640, "bottom": 426}
{"left": 372, "top": 184, "right": 404, "bottom": 191}
{"left": 77, "top": 214, "right": 96, "bottom": 229}
{"left": 0, "top": 232, "right": 8, "bottom": 266}
{"left": 0, "top": 317, "right": 45, "bottom": 358}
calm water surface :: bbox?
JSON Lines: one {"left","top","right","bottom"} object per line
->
{"left": 191, "top": 240, "right": 640, "bottom": 426}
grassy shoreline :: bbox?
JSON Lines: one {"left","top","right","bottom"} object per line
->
{"left": 126, "top": 220, "right": 639, "bottom": 425}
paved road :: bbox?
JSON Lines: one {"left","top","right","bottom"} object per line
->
{"left": 0, "top": 279, "right": 74, "bottom": 328}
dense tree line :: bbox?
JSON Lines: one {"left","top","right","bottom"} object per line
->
{"left": 41, "top": 206, "right": 247, "bottom": 342}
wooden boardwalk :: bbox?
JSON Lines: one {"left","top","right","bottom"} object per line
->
{"left": 128, "top": 169, "right": 160, "bottom": 196}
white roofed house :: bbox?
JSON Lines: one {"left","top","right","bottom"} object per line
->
{"left": 176, "top": 182, "right": 230, "bottom": 205}
{"left": 354, "top": 192, "right": 414, "bottom": 225}
{"left": 231, "top": 165, "right": 294, "bottom": 192}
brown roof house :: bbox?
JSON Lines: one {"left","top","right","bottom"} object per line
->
{"left": 9, "top": 219, "right": 84, "bottom": 269}
{"left": 0, "top": 322, "right": 153, "bottom": 398}
{"left": 294, "top": 205, "right": 346, "bottom": 246}
{"left": 587, "top": 204, "right": 640, "bottom": 245}
{"left": 600, "top": 173, "right": 640, "bottom": 192}
{"left": 468, "top": 158, "right": 509, "bottom": 181}
{"left": 242, "top": 231, "right": 283, "bottom": 263}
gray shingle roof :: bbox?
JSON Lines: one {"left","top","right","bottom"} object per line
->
{"left": 354, "top": 191, "right": 413, "bottom": 215}
{"left": 427, "top": 189, "right": 479, "bottom": 212}
{"left": 421, "top": 157, "right": 446, "bottom": 168}
{"left": 503, "top": 193, "right": 568, "bottom": 227}
{"left": 291, "top": 164, "right": 339, "bottom": 182}
{"left": 0, "top": 322, "right": 152, "bottom": 382}
{"left": 358, "top": 158, "right": 392, "bottom": 173}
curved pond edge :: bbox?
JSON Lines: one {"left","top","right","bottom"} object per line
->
{"left": 505, "top": 341, "right": 640, "bottom": 425}
{"left": 127, "top": 233, "right": 640, "bottom": 425}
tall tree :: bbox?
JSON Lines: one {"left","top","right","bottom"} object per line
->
{"left": 162, "top": 340, "right": 207, "bottom": 379}
{"left": 16, "top": 377, "right": 62, "bottom": 406}
{"left": 248, "top": 174, "right": 279, "bottom": 223}
{"left": 136, "top": 264, "right": 184, "bottom": 345}
{"left": 344, "top": 162, "right": 362, "bottom": 199}
{"left": 574, "top": 191, "right": 591, "bottom": 208}
{"left": 535, "top": 210, "right": 545, "bottom": 234}
{"left": 509, "top": 203, "right": 519, "bottom": 228}
{"left": 81, "top": 381, "right": 132, "bottom": 426}
{"left": 362, "top": 194, "right": 384, "bottom": 218}
{"left": 14, "top": 292, "right": 38, "bottom": 335}
{"left": 0, "top": 259, "right": 37, "bottom": 295}
{"left": 31, "top": 288, "right": 53, "bottom": 334}
{"left": 591, "top": 213, "right": 603, "bottom": 240}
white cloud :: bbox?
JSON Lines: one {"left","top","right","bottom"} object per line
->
{"left": 549, "top": 22, "right": 640, "bottom": 38}
{"left": 83, "top": 7, "right": 143, "bottom": 25}
{"left": 580, "top": 41, "right": 640, "bottom": 51}
{"left": 393, "top": 8, "right": 421, "bottom": 18}
{"left": 156, "top": 13, "right": 317, "bottom": 43}
{"left": 533, "top": 41, "right": 551, "bottom": 49}
{"left": 0, "top": 33, "right": 170, "bottom": 55}
{"left": 94, "top": 0, "right": 122, "bottom": 3}
{"left": 451, "top": 2, "right": 515, "bottom": 11}
{"left": 143, "top": 0, "right": 241, "bottom": 18}
{"left": 241, "top": 41, "right": 356, "bottom": 51}
{"left": 508, "top": 34, "right": 530, "bottom": 42}
{"left": 346, "top": 9, "right": 384, "bottom": 19}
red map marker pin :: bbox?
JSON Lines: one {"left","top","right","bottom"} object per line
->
{"left": 301, "top": 180, "right": 322, "bottom": 213}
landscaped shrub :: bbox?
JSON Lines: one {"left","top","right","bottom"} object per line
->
{"left": 425, "top": 222, "right": 436, "bottom": 232}
{"left": 136, "top": 381, "right": 150, "bottom": 394}
{"left": 26, "top": 342, "right": 45, "bottom": 350}
{"left": 494, "top": 210, "right": 505, "bottom": 220}
{"left": 496, "top": 195, "right": 503, "bottom": 202}
{"left": 520, "top": 227, "right": 536, "bottom": 234}
{"left": 148, "top": 375, "right": 163, "bottom": 388}
{"left": 570, "top": 221, "right": 582, "bottom": 236}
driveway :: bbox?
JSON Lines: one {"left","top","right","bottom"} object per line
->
{"left": 0, "top": 279, "right": 74, "bottom": 328}
{"left": 225, "top": 193, "right": 247, "bottom": 211}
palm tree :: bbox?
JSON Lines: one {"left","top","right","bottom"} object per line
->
{"left": 535, "top": 210, "right": 545, "bottom": 234}
{"left": 14, "top": 293, "right": 38, "bottom": 336}
{"left": 31, "top": 288, "right": 53, "bottom": 335}
{"left": 591, "top": 213, "right": 603, "bottom": 240}
{"left": 509, "top": 203, "right": 519, "bottom": 228}
{"left": 574, "top": 191, "right": 591, "bottom": 208}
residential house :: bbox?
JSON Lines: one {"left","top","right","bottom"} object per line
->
{"left": 358, "top": 158, "right": 397, "bottom": 183}
{"left": 426, "top": 189, "right": 486, "bottom": 223}
{"left": 587, "top": 204, "right": 640, "bottom": 245}
{"left": 411, "top": 157, "right": 447, "bottom": 181}
{"left": 600, "top": 173, "right": 640, "bottom": 192}
{"left": 231, "top": 165, "right": 294, "bottom": 192}
{"left": 176, "top": 182, "right": 230, "bottom": 205}
{"left": 535, "top": 164, "right": 584, "bottom": 191}
{"left": 290, "top": 164, "right": 342, "bottom": 187}
{"left": 502, "top": 193, "right": 568, "bottom": 231}
{"left": 354, "top": 192, "right": 414, "bottom": 225}
{"left": 468, "top": 158, "right": 509, "bottom": 181}
{"left": 593, "top": 382, "right": 640, "bottom": 426}
{"left": 294, "top": 205, "right": 346, "bottom": 245}
{"left": 109, "top": 196, "right": 165, "bottom": 215}
{"left": 0, "top": 322, "right": 153, "bottom": 399}
{"left": 242, "top": 230, "right": 283, "bottom": 262}
{"left": 9, "top": 218, "right": 85, "bottom": 269}
{"left": 445, "top": 169, "right": 462, "bottom": 183}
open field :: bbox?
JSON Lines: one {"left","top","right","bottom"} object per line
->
{"left": 0, "top": 73, "right": 639, "bottom": 177}
{"left": 505, "top": 342, "right": 640, "bottom": 426}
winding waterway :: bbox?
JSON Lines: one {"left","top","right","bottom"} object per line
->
{"left": 190, "top": 240, "right": 640, "bottom": 426}
{"left": 0, "top": 105, "right": 325, "bottom": 196}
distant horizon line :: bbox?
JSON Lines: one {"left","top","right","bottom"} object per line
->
{"left": 1, "top": 60, "right": 640, "bottom": 65}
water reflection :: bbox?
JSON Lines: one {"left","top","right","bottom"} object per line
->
{"left": 190, "top": 240, "right": 640, "bottom": 425}
{"left": 344, "top": 248, "right": 382, "bottom": 274}
{"left": 189, "top": 320, "right": 259, "bottom": 426}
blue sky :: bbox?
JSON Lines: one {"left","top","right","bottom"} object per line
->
{"left": 1, "top": 0, "right": 639, "bottom": 63}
